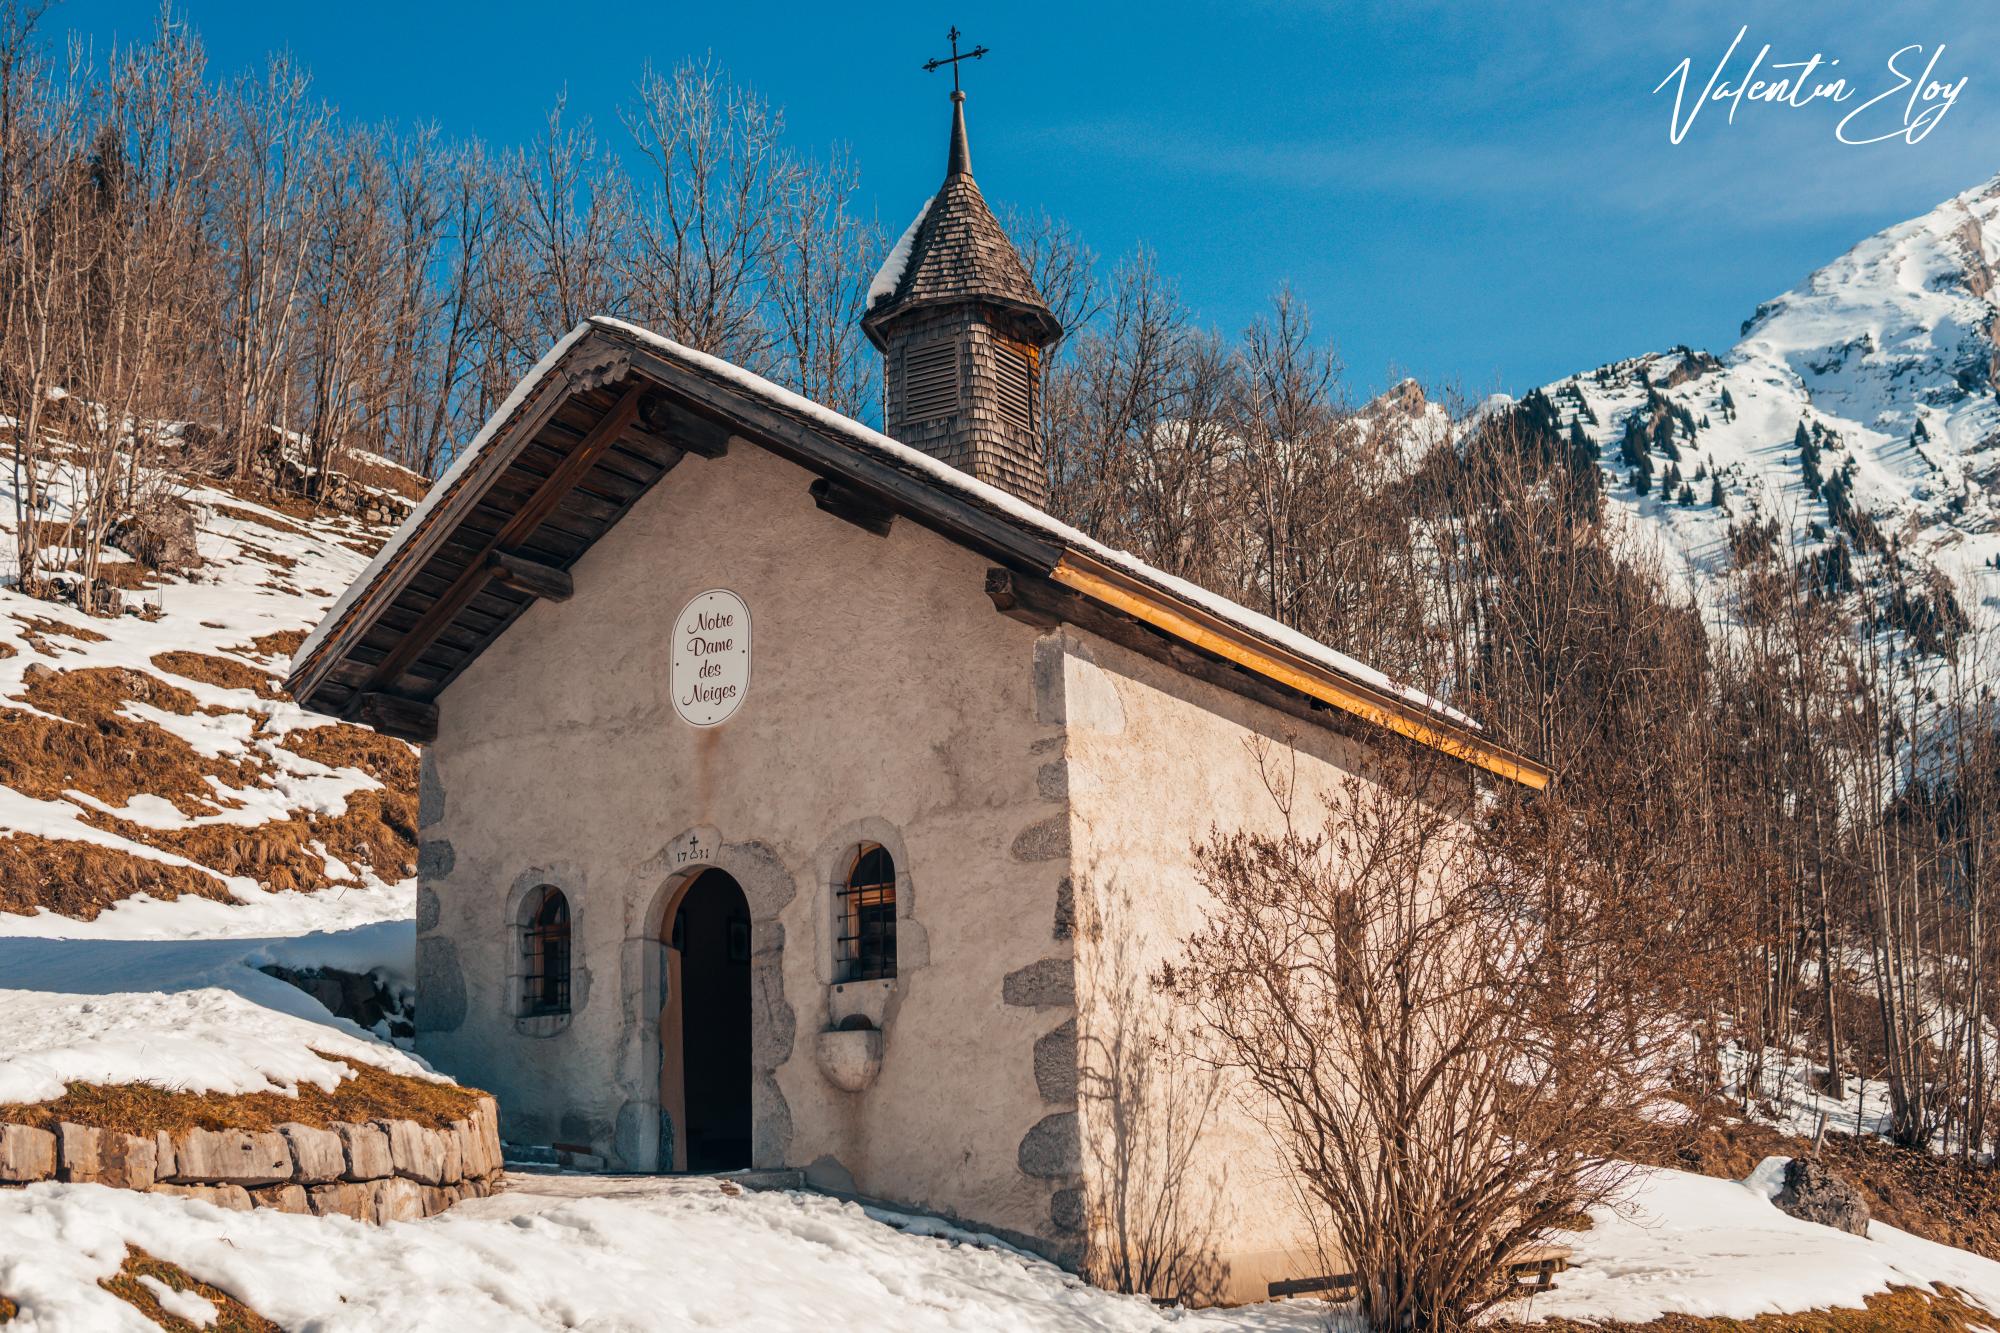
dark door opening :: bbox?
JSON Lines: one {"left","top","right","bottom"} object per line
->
{"left": 673, "top": 869, "right": 752, "bottom": 1172}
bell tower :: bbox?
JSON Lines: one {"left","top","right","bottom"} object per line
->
{"left": 862, "top": 39, "right": 1062, "bottom": 505}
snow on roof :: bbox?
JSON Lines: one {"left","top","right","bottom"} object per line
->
{"left": 866, "top": 197, "right": 933, "bottom": 312}
{"left": 300, "top": 315, "right": 1476, "bottom": 733}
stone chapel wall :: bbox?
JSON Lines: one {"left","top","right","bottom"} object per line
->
{"left": 1051, "top": 624, "right": 1424, "bottom": 1305}
{"left": 413, "top": 440, "right": 1069, "bottom": 1251}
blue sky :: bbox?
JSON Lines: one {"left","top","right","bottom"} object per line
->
{"left": 43, "top": 0, "right": 2000, "bottom": 398}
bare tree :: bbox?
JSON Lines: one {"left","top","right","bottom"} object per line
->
{"left": 1160, "top": 749, "right": 1655, "bottom": 1330}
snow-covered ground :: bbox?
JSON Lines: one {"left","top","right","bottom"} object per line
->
{"left": 6, "top": 1154, "right": 2000, "bottom": 1330}
{"left": 0, "top": 878, "right": 426, "bottom": 1104}
{"left": 0, "top": 1173, "right": 1322, "bottom": 1333}
{"left": 1524, "top": 1159, "right": 2000, "bottom": 1324}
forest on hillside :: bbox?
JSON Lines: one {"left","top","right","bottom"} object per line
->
{"left": 6, "top": 5, "right": 2000, "bottom": 1325}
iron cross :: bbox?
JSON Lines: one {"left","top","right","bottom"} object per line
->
{"left": 922, "top": 26, "right": 988, "bottom": 94}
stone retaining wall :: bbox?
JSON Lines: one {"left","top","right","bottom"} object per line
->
{"left": 0, "top": 1096, "right": 503, "bottom": 1223}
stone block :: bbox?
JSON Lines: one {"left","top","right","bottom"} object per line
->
{"left": 370, "top": 1176, "right": 425, "bottom": 1223}
{"left": 1033, "top": 1019, "right": 1078, "bottom": 1103}
{"left": 1003, "top": 958, "right": 1075, "bottom": 1009}
{"left": 101, "top": 1133, "right": 158, "bottom": 1191}
{"left": 1051, "top": 1187, "right": 1085, "bottom": 1234}
{"left": 250, "top": 1183, "right": 310, "bottom": 1214}
{"left": 1017, "top": 1113, "right": 1080, "bottom": 1178}
{"left": 449, "top": 1119, "right": 485, "bottom": 1180}
{"left": 277, "top": 1123, "right": 345, "bottom": 1184}
{"left": 379, "top": 1120, "right": 448, "bottom": 1185}
{"left": 420, "top": 1183, "right": 463, "bottom": 1217}
{"left": 165, "top": 1129, "right": 292, "bottom": 1186}
{"left": 474, "top": 1097, "right": 503, "bottom": 1171}
{"left": 307, "top": 1181, "right": 374, "bottom": 1220}
{"left": 0, "top": 1124, "right": 56, "bottom": 1182}
{"left": 152, "top": 1183, "right": 253, "bottom": 1211}
{"left": 1775, "top": 1157, "right": 1870, "bottom": 1236}
{"left": 55, "top": 1123, "right": 102, "bottom": 1182}
{"left": 439, "top": 1130, "right": 463, "bottom": 1185}
{"left": 337, "top": 1122, "right": 393, "bottom": 1181}
{"left": 1009, "top": 815, "right": 1070, "bottom": 863}
{"left": 152, "top": 1130, "right": 177, "bottom": 1181}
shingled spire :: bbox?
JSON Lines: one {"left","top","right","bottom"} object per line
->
{"left": 863, "top": 83, "right": 1062, "bottom": 505}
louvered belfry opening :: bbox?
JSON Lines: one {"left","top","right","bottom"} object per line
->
{"left": 862, "top": 88, "right": 1061, "bottom": 506}
{"left": 902, "top": 338, "right": 961, "bottom": 423}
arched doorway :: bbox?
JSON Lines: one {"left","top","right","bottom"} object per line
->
{"left": 662, "top": 868, "right": 752, "bottom": 1172}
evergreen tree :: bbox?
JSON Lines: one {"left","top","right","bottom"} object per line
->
{"left": 1709, "top": 475, "right": 1725, "bottom": 507}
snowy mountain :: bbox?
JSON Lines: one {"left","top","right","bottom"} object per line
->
{"left": 1533, "top": 172, "right": 2000, "bottom": 637}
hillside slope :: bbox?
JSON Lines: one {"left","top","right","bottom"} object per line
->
{"left": 0, "top": 468, "right": 418, "bottom": 921}
{"left": 1534, "top": 172, "right": 2000, "bottom": 636}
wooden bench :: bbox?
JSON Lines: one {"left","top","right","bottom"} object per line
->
{"left": 1266, "top": 1243, "right": 1573, "bottom": 1301}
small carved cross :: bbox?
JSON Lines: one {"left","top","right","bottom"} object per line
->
{"left": 922, "top": 26, "right": 988, "bottom": 94}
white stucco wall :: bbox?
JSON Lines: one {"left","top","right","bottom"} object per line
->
{"left": 415, "top": 440, "right": 1077, "bottom": 1251}
{"left": 411, "top": 428, "right": 1451, "bottom": 1295}
{"left": 1055, "top": 627, "right": 1402, "bottom": 1304}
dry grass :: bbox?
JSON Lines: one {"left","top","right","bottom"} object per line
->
{"left": 150, "top": 650, "right": 282, "bottom": 698}
{"left": 1492, "top": 1284, "right": 1995, "bottom": 1332}
{"left": 280, "top": 722, "right": 417, "bottom": 788}
{"left": 0, "top": 665, "right": 415, "bottom": 916}
{"left": 0, "top": 667, "right": 258, "bottom": 823}
{"left": 2, "top": 1053, "right": 487, "bottom": 1134}
{"left": 95, "top": 559, "right": 161, "bottom": 591}
{"left": 10, "top": 613, "right": 107, "bottom": 656}
{"left": 238, "top": 628, "right": 306, "bottom": 663}
{"left": 226, "top": 539, "right": 298, "bottom": 572}
{"left": 99, "top": 1246, "right": 280, "bottom": 1333}
{"left": 208, "top": 482, "right": 320, "bottom": 523}
{"left": 343, "top": 451, "right": 427, "bottom": 501}
{"left": 0, "top": 833, "right": 231, "bottom": 918}
{"left": 88, "top": 786, "right": 415, "bottom": 896}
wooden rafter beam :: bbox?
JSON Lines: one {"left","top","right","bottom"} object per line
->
{"left": 354, "top": 692, "right": 438, "bottom": 744}
{"left": 487, "top": 549, "right": 574, "bottom": 602}
{"left": 809, "top": 477, "right": 895, "bottom": 537}
{"left": 360, "top": 383, "right": 645, "bottom": 696}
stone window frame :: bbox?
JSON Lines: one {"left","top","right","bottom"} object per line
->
{"left": 815, "top": 822, "right": 927, "bottom": 1032}
{"left": 505, "top": 869, "right": 585, "bottom": 1037}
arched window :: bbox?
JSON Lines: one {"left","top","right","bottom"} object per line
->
{"left": 521, "top": 886, "right": 571, "bottom": 1015}
{"left": 836, "top": 845, "right": 897, "bottom": 982}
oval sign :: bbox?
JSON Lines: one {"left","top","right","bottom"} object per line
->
{"left": 671, "top": 589, "right": 751, "bottom": 727}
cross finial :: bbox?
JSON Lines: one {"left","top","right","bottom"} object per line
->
{"left": 921, "top": 25, "right": 988, "bottom": 95}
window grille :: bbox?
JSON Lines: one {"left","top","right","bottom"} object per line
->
{"left": 995, "top": 340, "right": 1036, "bottom": 431}
{"left": 835, "top": 845, "right": 897, "bottom": 982}
{"left": 902, "top": 339, "right": 960, "bottom": 423}
{"left": 522, "top": 887, "right": 571, "bottom": 1015}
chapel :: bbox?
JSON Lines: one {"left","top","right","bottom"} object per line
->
{"left": 289, "top": 79, "right": 1548, "bottom": 1305}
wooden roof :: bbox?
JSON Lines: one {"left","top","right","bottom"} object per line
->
{"left": 287, "top": 318, "right": 1551, "bottom": 790}
{"left": 861, "top": 92, "right": 1060, "bottom": 350}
